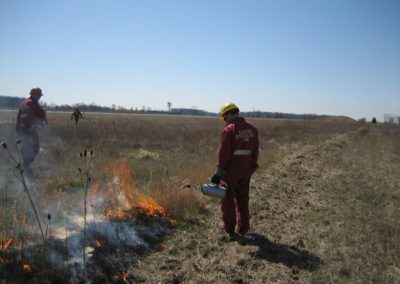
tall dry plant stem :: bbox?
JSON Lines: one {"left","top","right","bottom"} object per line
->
{"left": 78, "top": 149, "right": 94, "bottom": 272}
{"left": 65, "top": 205, "right": 69, "bottom": 268}
{"left": 1, "top": 141, "right": 46, "bottom": 244}
{"left": 1, "top": 174, "right": 9, "bottom": 252}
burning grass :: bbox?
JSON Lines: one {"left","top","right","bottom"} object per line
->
{"left": 0, "top": 156, "right": 176, "bottom": 282}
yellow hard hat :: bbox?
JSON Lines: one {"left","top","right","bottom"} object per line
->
{"left": 220, "top": 102, "right": 239, "bottom": 119}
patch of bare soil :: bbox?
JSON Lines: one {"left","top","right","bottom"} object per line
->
{"left": 132, "top": 133, "right": 354, "bottom": 283}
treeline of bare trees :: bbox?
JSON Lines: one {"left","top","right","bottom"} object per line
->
{"left": 241, "top": 111, "right": 326, "bottom": 120}
{"left": 0, "top": 95, "right": 22, "bottom": 108}
{"left": 0, "top": 96, "right": 325, "bottom": 119}
{"left": 1, "top": 95, "right": 398, "bottom": 123}
{"left": 359, "top": 115, "right": 400, "bottom": 125}
{"left": 383, "top": 114, "right": 400, "bottom": 124}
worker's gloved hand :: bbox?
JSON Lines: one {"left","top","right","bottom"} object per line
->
{"left": 211, "top": 174, "right": 221, "bottom": 185}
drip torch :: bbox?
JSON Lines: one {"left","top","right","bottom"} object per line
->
{"left": 183, "top": 182, "right": 227, "bottom": 199}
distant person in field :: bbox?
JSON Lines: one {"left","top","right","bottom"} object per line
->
{"left": 16, "top": 87, "right": 48, "bottom": 175}
{"left": 71, "top": 108, "right": 83, "bottom": 125}
{"left": 211, "top": 102, "right": 259, "bottom": 238}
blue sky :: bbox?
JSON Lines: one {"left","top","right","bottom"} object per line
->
{"left": 0, "top": 0, "right": 399, "bottom": 120}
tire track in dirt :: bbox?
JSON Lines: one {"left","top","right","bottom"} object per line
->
{"left": 134, "top": 132, "right": 354, "bottom": 283}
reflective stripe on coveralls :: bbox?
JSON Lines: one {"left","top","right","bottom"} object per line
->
{"left": 233, "top": 149, "right": 252, "bottom": 155}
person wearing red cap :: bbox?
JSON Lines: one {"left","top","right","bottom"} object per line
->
{"left": 16, "top": 87, "right": 48, "bottom": 175}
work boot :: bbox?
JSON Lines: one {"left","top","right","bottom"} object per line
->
{"left": 229, "top": 232, "right": 240, "bottom": 242}
{"left": 236, "top": 225, "right": 249, "bottom": 236}
{"left": 218, "top": 222, "right": 235, "bottom": 234}
{"left": 218, "top": 231, "right": 239, "bottom": 242}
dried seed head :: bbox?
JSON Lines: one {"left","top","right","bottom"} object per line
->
{"left": 84, "top": 150, "right": 87, "bottom": 157}
{"left": 16, "top": 139, "right": 21, "bottom": 145}
{"left": 1, "top": 142, "right": 7, "bottom": 149}
{"left": 79, "top": 152, "right": 83, "bottom": 158}
{"left": 88, "top": 177, "right": 91, "bottom": 182}
{"left": 78, "top": 168, "right": 82, "bottom": 172}
{"left": 89, "top": 150, "right": 94, "bottom": 156}
{"left": 47, "top": 214, "right": 51, "bottom": 220}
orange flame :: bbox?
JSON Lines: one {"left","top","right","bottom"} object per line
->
{"left": 122, "top": 271, "right": 128, "bottom": 282}
{"left": 136, "top": 194, "right": 166, "bottom": 216}
{"left": 104, "top": 159, "right": 170, "bottom": 219}
{"left": 160, "top": 242, "right": 168, "bottom": 250}
{"left": 1, "top": 238, "right": 13, "bottom": 251}
{"left": 95, "top": 240, "right": 101, "bottom": 248}
{"left": 104, "top": 207, "right": 134, "bottom": 219}
{"left": 23, "top": 264, "right": 31, "bottom": 272}
{"left": 114, "top": 271, "right": 128, "bottom": 282}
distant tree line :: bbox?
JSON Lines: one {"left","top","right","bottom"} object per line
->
{"left": 3, "top": 95, "right": 385, "bottom": 122}
{"left": 0, "top": 95, "right": 334, "bottom": 119}
{"left": 358, "top": 115, "right": 400, "bottom": 125}
{"left": 383, "top": 113, "right": 400, "bottom": 125}
{"left": 241, "top": 111, "right": 326, "bottom": 120}
{"left": 43, "top": 102, "right": 114, "bottom": 112}
{"left": 0, "top": 96, "right": 23, "bottom": 108}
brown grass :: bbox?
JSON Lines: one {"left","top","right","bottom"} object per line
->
{"left": 4, "top": 110, "right": 398, "bottom": 282}
{"left": 309, "top": 124, "right": 400, "bottom": 282}
{"left": 0, "top": 111, "right": 360, "bottom": 220}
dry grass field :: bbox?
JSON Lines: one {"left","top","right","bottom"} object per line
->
{"left": 1, "top": 110, "right": 399, "bottom": 283}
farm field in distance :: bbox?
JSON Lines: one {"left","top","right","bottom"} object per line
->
{"left": 0, "top": 110, "right": 399, "bottom": 283}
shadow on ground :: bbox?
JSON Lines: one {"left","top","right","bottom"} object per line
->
{"left": 237, "top": 233, "right": 323, "bottom": 271}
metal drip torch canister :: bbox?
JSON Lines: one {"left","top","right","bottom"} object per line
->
{"left": 201, "top": 184, "right": 227, "bottom": 199}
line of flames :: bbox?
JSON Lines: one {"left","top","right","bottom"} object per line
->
{"left": 0, "top": 158, "right": 174, "bottom": 280}
{"left": 1, "top": 238, "right": 13, "bottom": 251}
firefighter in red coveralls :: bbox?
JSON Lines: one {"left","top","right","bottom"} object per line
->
{"left": 71, "top": 108, "right": 83, "bottom": 125}
{"left": 211, "top": 102, "right": 259, "bottom": 237}
{"left": 16, "top": 87, "right": 48, "bottom": 175}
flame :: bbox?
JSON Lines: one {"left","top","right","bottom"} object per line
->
{"left": 160, "top": 242, "right": 168, "bottom": 250}
{"left": 95, "top": 240, "right": 101, "bottom": 248}
{"left": 114, "top": 271, "right": 128, "bottom": 283}
{"left": 104, "top": 207, "right": 134, "bottom": 219}
{"left": 122, "top": 271, "right": 128, "bottom": 282}
{"left": 1, "top": 238, "right": 13, "bottom": 251}
{"left": 23, "top": 264, "right": 31, "bottom": 272}
{"left": 104, "top": 159, "right": 170, "bottom": 219}
{"left": 136, "top": 194, "right": 166, "bottom": 216}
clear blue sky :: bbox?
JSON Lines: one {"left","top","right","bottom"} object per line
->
{"left": 1, "top": 0, "right": 399, "bottom": 120}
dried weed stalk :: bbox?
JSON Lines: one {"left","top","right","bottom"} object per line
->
{"left": 77, "top": 149, "right": 94, "bottom": 271}
{"left": 1, "top": 141, "right": 46, "bottom": 244}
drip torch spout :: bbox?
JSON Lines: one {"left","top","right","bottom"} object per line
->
{"left": 182, "top": 183, "right": 227, "bottom": 199}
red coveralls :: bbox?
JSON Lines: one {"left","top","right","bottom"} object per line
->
{"left": 218, "top": 117, "right": 259, "bottom": 234}
{"left": 16, "top": 98, "right": 47, "bottom": 170}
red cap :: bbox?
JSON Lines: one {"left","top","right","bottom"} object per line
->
{"left": 30, "top": 87, "right": 43, "bottom": 96}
